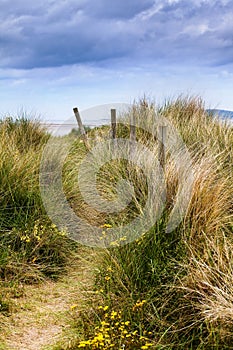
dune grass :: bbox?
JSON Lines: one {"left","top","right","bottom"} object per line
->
{"left": 0, "top": 115, "right": 78, "bottom": 312}
{"left": 0, "top": 98, "right": 232, "bottom": 349}
{"left": 54, "top": 96, "right": 233, "bottom": 349}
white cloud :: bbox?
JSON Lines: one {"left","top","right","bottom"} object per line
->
{"left": 0, "top": 0, "right": 233, "bottom": 120}
{"left": 0, "top": 0, "right": 232, "bottom": 69}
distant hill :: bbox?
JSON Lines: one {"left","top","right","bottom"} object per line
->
{"left": 207, "top": 109, "right": 233, "bottom": 119}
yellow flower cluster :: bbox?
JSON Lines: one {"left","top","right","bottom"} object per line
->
{"left": 20, "top": 221, "right": 44, "bottom": 243}
{"left": 132, "top": 299, "right": 147, "bottom": 311}
{"left": 20, "top": 234, "right": 31, "bottom": 243}
{"left": 20, "top": 221, "right": 66, "bottom": 245}
{"left": 98, "top": 224, "right": 128, "bottom": 245}
{"left": 103, "top": 266, "right": 114, "bottom": 282}
{"left": 100, "top": 224, "right": 113, "bottom": 228}
{"left": 99, "top": 224, "right": 112, "bottom": 241}
{"left": 109, "top": 235, "right": 127, "bottom": 246}
{"left": 77, "top": 307, "right": 154, "bottom": 349}
{"left": 136, "top": 232, "right": 146, "bottom": 246}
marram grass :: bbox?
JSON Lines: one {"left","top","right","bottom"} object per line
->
{"left": 0, "top": 115, "right": 77, "bottom": 291}
{"left": 0, "top": 98, "right": 232, "bottom": 349}
{"left": 57, "top": 96, "right": 233, "bottom": 350}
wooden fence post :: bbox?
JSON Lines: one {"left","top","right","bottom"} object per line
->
{"left": 158, "top": 125, "right": 167, "bottom": 170}
{"left": 111, "top": 109, "right": 117, "bottom": 140}
{"left": 73, "top": 107, "right": 89, "bottom": 148}
{"left": 130, "top": 108, "right": 136, "bottom": 156}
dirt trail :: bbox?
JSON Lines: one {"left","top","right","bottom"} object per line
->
{"left": 1, "top": 255, "right": 94, "bottom": 350}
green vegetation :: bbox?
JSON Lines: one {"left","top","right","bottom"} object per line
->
{"left": 57, "top": 97, "right": 233, "bottom": 349}
{"left": 0, "top": 97, "right": 233, "bottom": 349}
{"left": 0, "top": 115, "right": 77, "bottom": 289}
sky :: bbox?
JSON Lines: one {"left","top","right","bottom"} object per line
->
{"left": 0, "top": 0, "right": 233, "bottom": 124}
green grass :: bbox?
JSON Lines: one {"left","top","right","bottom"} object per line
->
{"left": 55, "top": 96, "right": 233, "bottom": 349}
{"left": 0, "top": 114, "right": 78, "bottom": 287}
{"left": 0, "top": 98, "right": 232, "bottom": 349}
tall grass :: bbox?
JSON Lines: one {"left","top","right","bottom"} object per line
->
{"left": 0, "top": 116, "right": 48, "bottom": 229}
{"left": 58, "top": 96, "right": 233, "bottom": 349}
{"left": 0, "top": 100, "right": 232, "bottom": 348}
{"left": 0, "top": 115, "right": 77, "bottom": 291}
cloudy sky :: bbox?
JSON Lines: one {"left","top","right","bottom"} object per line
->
{"left": 0, "top": 0, "right": 233, "bottom": 123}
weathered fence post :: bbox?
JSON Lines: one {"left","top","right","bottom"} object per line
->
{"left": 73, "top": 107, "right": 89, "bottom": 149}
{"left": 130, "top": 107, "right": 136, "bottom": 156}
{"left": 110, "top": 108, "right": 117, "bottom": 153}
{"left": 158, "top": 125, "right": 167, "bottom": 170}
{"left": 111, "top": 109, "right": 117, "bottom": 140}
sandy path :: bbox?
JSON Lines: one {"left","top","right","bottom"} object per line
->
{"left": 1, "top": 255, "right": 94, "bottom": 350}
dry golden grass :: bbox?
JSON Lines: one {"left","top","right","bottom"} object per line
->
{"left": 70, "top": 96, "right": 233, "bottom": 348}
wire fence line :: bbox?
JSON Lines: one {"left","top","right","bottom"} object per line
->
{"left": 40, "top": 119, "right": 110, "bottom": 128}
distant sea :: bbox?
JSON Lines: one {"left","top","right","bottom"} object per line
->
{"left": 207, "top": 109, "right": 233, "bottom": 126}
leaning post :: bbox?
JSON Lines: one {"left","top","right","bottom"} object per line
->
{"left": 73, "top": 107, "right": 89, "bottom": 149}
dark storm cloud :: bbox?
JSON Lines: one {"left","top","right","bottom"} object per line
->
{"left": 0, "top": 0, "right": 233, "bottom": 69}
